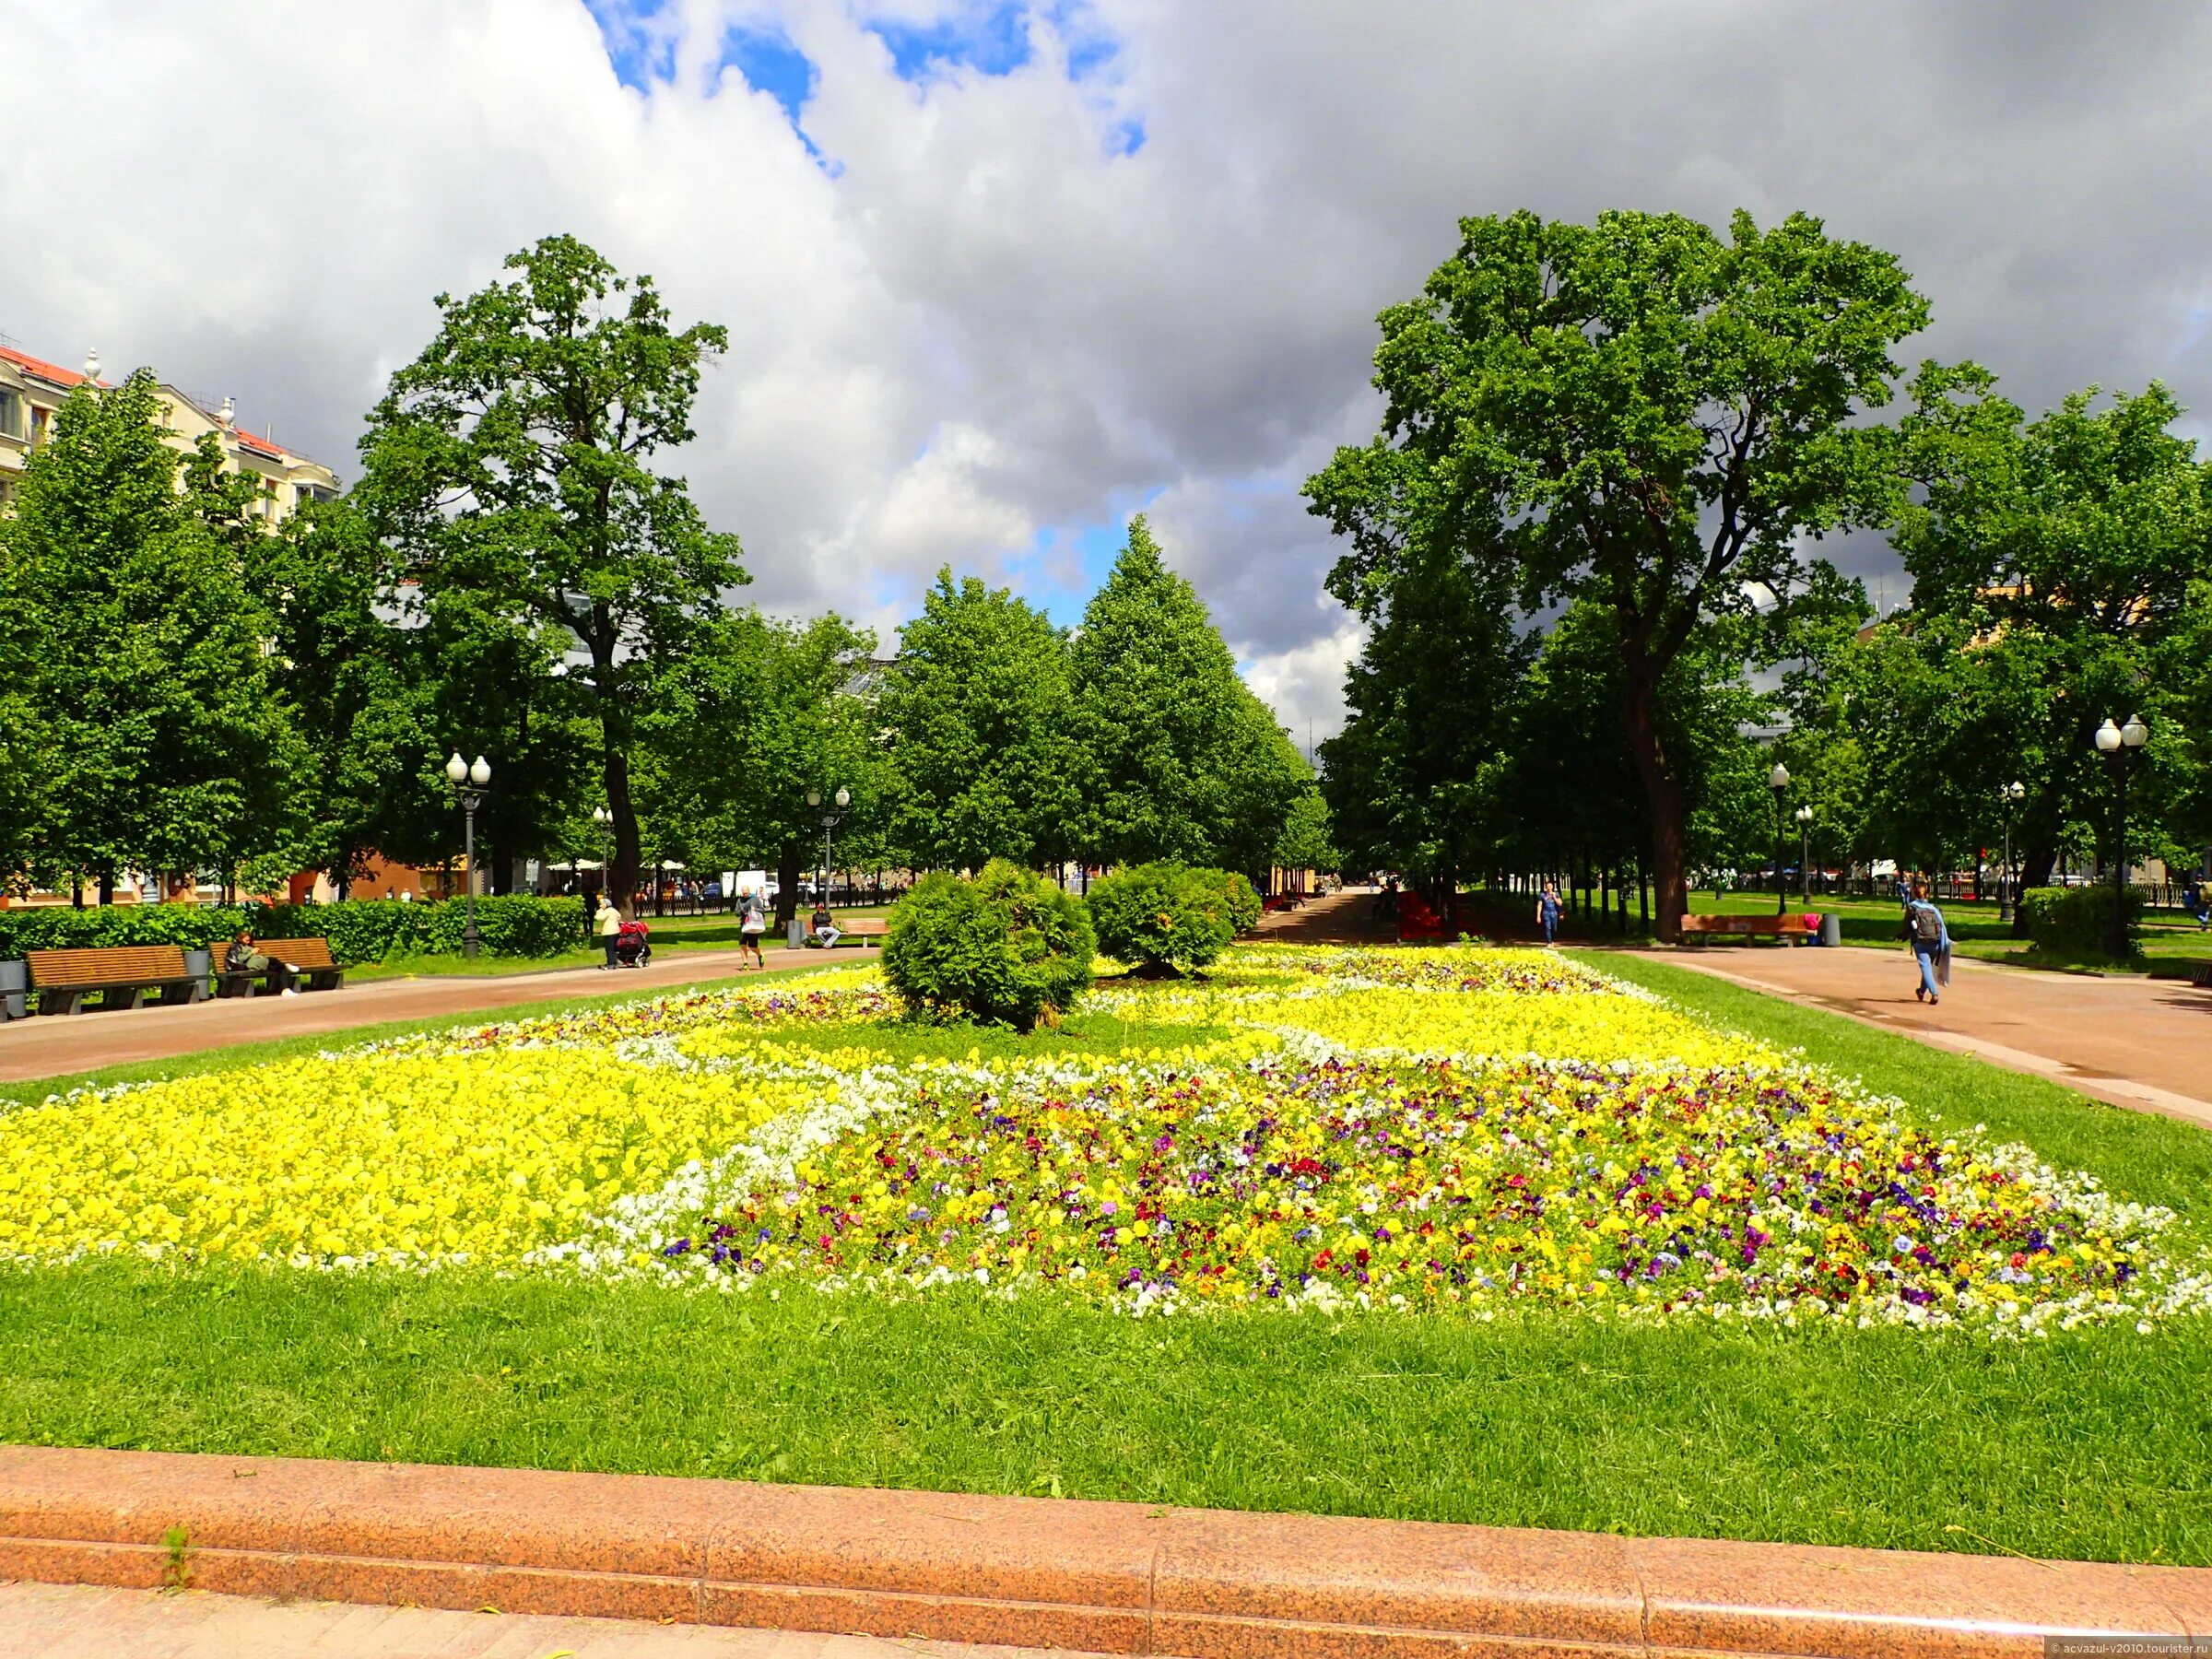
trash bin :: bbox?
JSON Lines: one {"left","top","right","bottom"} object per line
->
{"left": 0, "top": 959, "right": 24, "bottom": 1022}
{"left": 788, "top": 917, "right": 806, "bottom": 951}
{"left": 183, "top": 947, "right": 214, "bottom": 1001}
{"left": 1818, "top": 912, "right": 1841, "bottom": 948}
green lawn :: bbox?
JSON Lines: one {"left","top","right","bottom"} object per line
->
{"left": 1, "top": 950, "right": 2207, "bottom": 1564}
{"left": 1684, "top": 888, "right": 2211, "bottom": 968}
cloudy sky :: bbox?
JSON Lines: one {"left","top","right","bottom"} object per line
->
{"left": 7, "top": 1, "right": 2210, "bottom": 743}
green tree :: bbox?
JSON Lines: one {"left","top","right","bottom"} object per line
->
{"left": 1070, "top": 516, "right": 1296, "bottom": 874}
{"left": 1319, "top": 546, "right": 1530, "bottom": 907}
{"left": 640, "top": 609, "right": 883, "bottom": 926}
{"left": 0, "top": 371, "right": 300, "bottom": 900}
{"left": 881, "top": 569, "right": 1084, "bottom": 872}
{"left": 242, "top": 500, "right": 437, "bottom": 896}
{"left": 1896, "top": 374, "right": 2212, "bottom": 886}
{"left": 1308, "top": 208, "right": 1928, "bottom": 939}
{"left": 355, "top": 234, "right": 744, "bottom": 912}
{"left": 1272, "top": 783, "right": 1339, "bottom": 874}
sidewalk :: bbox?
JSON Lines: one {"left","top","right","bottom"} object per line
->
{"left": 1638, "top": 943, "right": 2212, "bottom": 1129}
{"left": 0, "top": 948, "right": 806, "bottom": 1086}
{"left": 0, "top": 1581, "right": 1108, "bottom": 1659}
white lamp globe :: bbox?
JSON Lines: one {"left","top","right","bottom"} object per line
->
{"left": 470, "top": 755, "right": 492, "bottom": 786}
{"left": 1768, "top": 762, "right": 1790, "bottom": 792}
{"left": 834, "top": 786, "right": 851, "bottom": 808}
{"left": 2094, "top": 718, "right": 2122, "bottom": 753}
{"left": 445, "top": 751, "right": 467, "bottom": 783}
{"left": 2121, "top": 714, "right": 2148, "bottom": 748}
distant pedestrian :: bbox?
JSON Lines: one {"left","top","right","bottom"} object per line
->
{"left": 1537, "top": 882, "right": 1562, "bottom": 947}
{"left": 594, "top": 895, "right": 623, "bottom": 970}
{"left": 2185, "top": 877, "right": 2210, "bottom": 930}
{"left": 1903, "top": 880, "right": 1950, "bottom": 1005}
{"left": 738, "top": 886, "right": 767, "bottom": 970}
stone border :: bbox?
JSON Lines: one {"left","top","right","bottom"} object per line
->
{"left": 1, "top": 1446, "right": 2207, "bottom": 1656}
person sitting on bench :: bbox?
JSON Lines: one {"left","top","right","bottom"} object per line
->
{"left": 808, "top": 902, "right": 841, "bottom": 948}
{"left": 226, "top": 930, "right": 271, "bottom": 975}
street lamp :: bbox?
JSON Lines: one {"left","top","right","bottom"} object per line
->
{"left": 806, "top": 786, "right": 851, "bottom": 910}
{"left": 2091, "top": 715, "right": 2148, "bottom": 960}
{"left": 1999, "top": 781, "right": 2026, "bottom": 925}
{"left": 1768, "top": 762, "right": 1791, "bottom": 916}
{"left": 444, "top": 751, "right": 492, "bottom": 959}
{"left": 1794, "top": 804, "right": 1815, "bottom": 904}
{"left": 591, "top": 806, "right": 614, "bottom": 936}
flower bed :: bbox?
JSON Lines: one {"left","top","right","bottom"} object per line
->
{"left": 4, "top": 946, "right": 2206, "bottom": 1335}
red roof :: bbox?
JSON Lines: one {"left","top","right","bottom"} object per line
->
{"left": 232, "top": 427, "right": 285, "bottom": 460}
{"left": 0, "top": 343, "right": 110, "bottom": 390}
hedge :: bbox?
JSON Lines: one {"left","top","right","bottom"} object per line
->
{"left": 1088, "top": 863, "right": 1251, "bottom": 974}
{"left": 0, "top": 895, "right": 584, "bottom": 966}
{"left": 2018, "top": 885, "right": 2143, "bottom": 959}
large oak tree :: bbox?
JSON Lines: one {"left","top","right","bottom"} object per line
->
{"left": 356, "top": 235, "right": 743, "bottom": 911}
{"left": 1307, "top": 208, "right": 1926, "bottom": 940}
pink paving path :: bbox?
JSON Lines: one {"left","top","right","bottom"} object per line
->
{"left": 1630, "top": 943, "right": 2212, "bottom": 1129}
{"left": 0, "top": 947, "right": 797, "bottom": 1085}
{"left": 0, "top": 1581, "right": 1113, "bottom": 1659}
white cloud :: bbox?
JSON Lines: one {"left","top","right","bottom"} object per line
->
{"left": 6, "top": 0, "right": 2212, "bottom": 738}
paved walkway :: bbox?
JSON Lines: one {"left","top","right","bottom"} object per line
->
{"left": 1639, "top": 942, "right": 2212, "bottom": 1128}
{"left": 0, "top": 1581, "right": 1110, "bottom": 1659}
{"left": 0, "top": 948, "right": 805, "bottom": 1086}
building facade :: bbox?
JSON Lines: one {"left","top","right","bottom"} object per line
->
{"left": 0, "top": 341, "right": 340, "bottom": 515}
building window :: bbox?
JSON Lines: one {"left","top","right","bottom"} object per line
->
{"left": 0, "top": 391, "right": 23, "bottom": 441}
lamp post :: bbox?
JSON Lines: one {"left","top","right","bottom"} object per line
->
{"left": 444, "top": 752, "right": 492, "bottom": 959}
{"left": 1998, "top": 781, "right": 2025, "bottom": 925}
{"left": 1794, "top": 805, "right": 1814, "bottom": 904}
{"left": 2092, "top": 715, "right": 2148, "bottom": 960}
{"left": 806, "top": 787, "right": 851, "bottom": 911}
{"left": 1768, "top": 762, "right": 1791, "bottom": 915}
{"left": 590, "top": 806, "right": 614, "bottom": 936}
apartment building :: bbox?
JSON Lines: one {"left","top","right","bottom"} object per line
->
{"left": 0, "top": 340, "right": 340, "bottom": 513}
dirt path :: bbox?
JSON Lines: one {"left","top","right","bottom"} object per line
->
{"left": 1630, "top": 943, "right": 2212, "bottom": 1129}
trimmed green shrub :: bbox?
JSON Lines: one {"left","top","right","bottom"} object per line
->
{"left": 1088, "top": 862, "right": 1249, "bottom": 975}
{"left": 0, "top": 895, "right": 584, "bottom": 966}
{"left": 881, "top": 860, "right": 1095, "bottom": 1031}
{"left": 2018, "top": 885, "right": 2143, "bottom": 959}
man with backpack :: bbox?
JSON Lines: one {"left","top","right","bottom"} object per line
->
{"left": 1903, "top": 881, "right": 1950, "bottom": 1005}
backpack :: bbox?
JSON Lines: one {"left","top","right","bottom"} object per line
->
{"left": 1910, "top": 902, "right": 1942, "bottom": 944}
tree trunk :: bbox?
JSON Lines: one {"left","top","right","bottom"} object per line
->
{"left": 1621, "top": 671, "right": 1690, "bottom": 944}
{"left": 98, "top": 868, "right": 114, "bottom": 907}
{"left": 775, "top": 841, "right": 802, "bottom": 930}
{"left": 604, "top": 743, "right": 641, "bottom": 920}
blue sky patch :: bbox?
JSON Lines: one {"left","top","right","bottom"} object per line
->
{"left": 717, "top": 25, "right": 820, "bottom": 151}
{"left": 586, "top": 0, "right": 674, "bottom": 90}
{"left": 867, "top": 2, "right": 1032, "bottom": 83}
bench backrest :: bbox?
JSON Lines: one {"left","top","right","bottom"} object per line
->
{"left": 263, "top": 936, "right": 338, "bottom": 971}
{"left": 27, "top": 945, "right": 191, "bottom": 987}
{"left": 1678, "top": 913, "right": 1815, "bottom": 934}
{"left": 845, "top": 917, "right": 890, "bottom": 936}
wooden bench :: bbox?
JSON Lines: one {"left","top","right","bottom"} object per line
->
{"left": 27, "top": 946, "right": 205, "bottom": 1016}
{"left": 264, "top": 936, "right": 345, "bottom": 991}
{"left": 1678, "top": 913, "right": 1818, "bottom": 946}
{"left": 814, "top": 917, "right": 888, "bottom": 947}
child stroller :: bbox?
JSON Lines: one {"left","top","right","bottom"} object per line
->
{"left": 614, "top": 920, "right": 653, "bottom": 969}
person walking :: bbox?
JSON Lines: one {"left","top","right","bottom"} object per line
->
{"left": 594, "top": 894, "right": 623, "bottom": 970}
{"left": 738, "top": 885, "right": 768, "bottom": 971}
{"left": 1536, "top": 881, "right": 1563, "bottom": 947}
{"left": 1903, "top": 880, "right": 1950, "bottom": 1005}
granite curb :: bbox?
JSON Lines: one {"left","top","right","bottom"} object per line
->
{"left": 1, "top": 1445, "right": 2206, "bottom": 1657}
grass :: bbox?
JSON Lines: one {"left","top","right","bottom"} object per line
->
{"left": 2, "top": 946, "right": 2208, "bottom": 1563}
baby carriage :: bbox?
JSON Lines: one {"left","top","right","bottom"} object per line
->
{"left": 614, "top": 919, "right": 653, "bottom": 969}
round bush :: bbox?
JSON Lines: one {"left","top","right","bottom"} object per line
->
{"left": 1087, "top": 863, "right": 1252, "bottom": 975}
{"left": 881, "top": 859, "right": 1096, "bottom": 1031}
